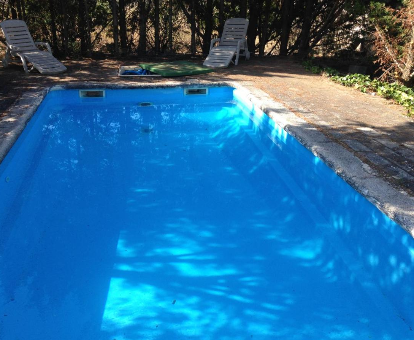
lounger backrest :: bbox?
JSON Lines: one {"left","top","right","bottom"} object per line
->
{"left": 219, "top": 18, "right": 249, "bottom": 48}
{"left": 0, "top": 19, "right": 37, "bottom": 52}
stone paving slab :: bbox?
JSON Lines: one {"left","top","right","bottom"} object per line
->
{"left": 344, "top": 139, "right": 372, "bottom": 152}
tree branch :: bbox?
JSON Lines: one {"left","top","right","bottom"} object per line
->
{"left": 375, "top": 25, "right": 405, "bottom": 74}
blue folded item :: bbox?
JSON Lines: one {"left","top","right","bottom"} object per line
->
{"left": 123, "top": 69, "right": 143, "bottom": 75}
{"left": 122, "top": 68, "right": 154, "bottom": 75}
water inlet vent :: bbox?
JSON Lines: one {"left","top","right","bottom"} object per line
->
{"left": 79, "top": 90, "right": 105, "bottom": 98}
{"left": 184, "top": 88, "right": 208, "bottom": 95}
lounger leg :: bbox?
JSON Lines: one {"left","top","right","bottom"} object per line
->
{"left": 234, "top": 51, "right": 240, "bottom": 65}
{"left": 235, "top": 41, "right": 241, "bottom": 66}
{"left": 17, "top": 54, "right": 29, "bottom": 73}
{"left": 242, "top": 39, "right": 250, "bottom": 60}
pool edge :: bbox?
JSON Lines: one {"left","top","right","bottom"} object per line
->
{"left": 0, "top": 88, "right": 49, "bottom": 167}
{"left": 1, "top": 80, "right": 413, "bottom": 237}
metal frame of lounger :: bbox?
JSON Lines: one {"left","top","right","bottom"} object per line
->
{"left": 0, "top": 19, "right": 66, "bottom": 74}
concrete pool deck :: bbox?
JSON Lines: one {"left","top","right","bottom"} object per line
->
{"left": 0, "top": 56, "right": 413, "bottom": 235}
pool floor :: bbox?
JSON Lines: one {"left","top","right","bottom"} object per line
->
{"left": 0, "top": 88, "right": 413, "bottom": 339}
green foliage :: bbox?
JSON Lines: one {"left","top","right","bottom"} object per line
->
{"left": 331, "top": 74, "right": 372, "bottom": 93}
{"left": 302, "top": 61, "right": 338, "bottom": 76}
{"left": 332, "top": 74, "right": 414, "bottom": 115}
{"left": 302, "top": 60, "right": 414, "bottom": 116}
{"left": 302, "top": 60, "right": 323, "bottom": 74}
{"left": 369, "top": 1, "right": 404, "bottom": 37}
{"left": 323, "top": 67, "right": 339, "bottom": 76}
{"left": 370, "top": 81, "right": 414, "bottom": 114}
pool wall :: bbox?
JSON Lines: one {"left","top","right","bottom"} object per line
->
{"left": 0, "top": 83, "right": 413, "bottom": 335}
{"left": 1, "top": 82, "right": 413, "bottom": 235}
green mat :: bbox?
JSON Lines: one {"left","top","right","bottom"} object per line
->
{"left": 139, "top": 61, "right": 214, "bottom": 77}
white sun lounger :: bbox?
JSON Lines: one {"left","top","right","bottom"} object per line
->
{"left": 0, "top": 19, "right": 66, "bottom": 74}
{"left": 203, "top": 18, "right": 250, "bottom": 68}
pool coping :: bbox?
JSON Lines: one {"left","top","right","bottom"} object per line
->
{"left": 1, "top": 80, "right": 413, "bottom": 237}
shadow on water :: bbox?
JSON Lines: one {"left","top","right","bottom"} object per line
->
{"left": 0, "top": 88, "right": 413, "bottom": 340}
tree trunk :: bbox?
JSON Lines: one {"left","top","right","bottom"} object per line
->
{"left": 78, "top": 0, "right": 87, "bottom": 56}
{"left": 19, "top": 0, "right": 25, "bottom": 20}
{"left": 240, "top": 0, "right": 247, "bottom": 18}
{"left": 154, "top": 0, "right": 160, "bottom": 54}
{"left": 297, "top": 0, "right": 314, "bottom": 57}
{"left": 16, "top": 0, "right": 23, "bottom": 19}
{"left": 259, "top": 0, "right": 270, "bottom": 56}
{"left": 280, "top": 0, "right": 292, "bottom": 56}
{"left": 84, "top": 0, "right": 92, "bottom": 57}
{"left": 219, "top": 0, "right": 224, "bottom": 35}
{"left": 111, "top": 0, "right": 119, "bottom": 56}
{"left": 247, "top": 0, "right": 258, "bottom": 56}
{"left": 61, "top": 0, "right": 69, "bottom": 56}
{"left": 119, "top": 0, "right": 127, "bottom": 55}
{"left": 138, "top": 0, "right": 148, "bottom": 54}
{"left": 168, "top": 0, "right": 173, "bottom": 52}
{"left": 178, "top": 0, "right": 204, "bottom": 40}
{"left": 190, "top": 0, "right": 196, "bottom": 55}
{"left": 202, "top": 0, "right": 213, "bottom": 54}
{"left": 78, "top": 0, "right": 92, "bottom": 56}
{"left": 48, "top": 0, "right": 59, "bottom": 53}
{"left": 9, "top": 0, "right": 17, "bottom": 19}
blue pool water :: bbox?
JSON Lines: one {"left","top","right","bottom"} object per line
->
{"left": 0, "top": 87, "right": 413, "bottom": 340}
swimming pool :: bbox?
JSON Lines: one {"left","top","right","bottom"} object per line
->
{"left": 0, "top": 86, "right": 413, "bottom": 339}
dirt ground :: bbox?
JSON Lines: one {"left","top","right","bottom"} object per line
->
{"left": 1, "top": 55, "right": 414, "bottom": 198}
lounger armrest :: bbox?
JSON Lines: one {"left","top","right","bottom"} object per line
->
{"left": 35, "top": 42, "right": 52, "bottom": 54}
{"left": 209, "top": 38, "right": 220, "bottom": 51}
